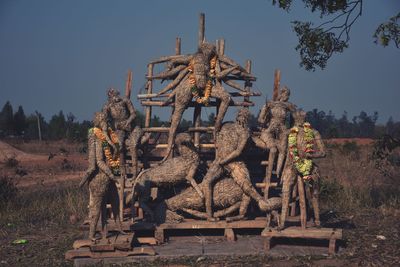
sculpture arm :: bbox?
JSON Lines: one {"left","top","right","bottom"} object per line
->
{"left": 95, "top": 137, "right": 116, "bottom": 179}
{"left": 186, "top": 165, "right": 204, "bottom": 199}
{"left": 307, "top": 130, "right": 326, "bottom": 159}
{"left": 79, "top": 132, "right": 96, "bottom": 187}
{"left": 257, "top": 104, "right": 270, "bottom": 125}
{"left": 124, "top": 98, "right": 136, "bottom": 126}
{"left": 219, "top": 131, "right": 249, "bottom": 165}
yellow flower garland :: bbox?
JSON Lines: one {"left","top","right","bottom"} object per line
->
{"left": 188, "top": 56, "right": 217, "bottom": 105}
{"left": 288, "top": 123, "right": 315, "bottom": 182}
{"left": 92, "top": 127, "right": 120, "bottom": 174}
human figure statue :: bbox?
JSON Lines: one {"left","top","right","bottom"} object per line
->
{"left": 253, "top": 86, "right": 297, "bottom": 179}
{"left": 203, "top": 108, "right": 270, "bottom": 221}
{"left": 132, "top": 133, "right": 203, "bottom": 221}
{"left": 279, "top": 110, "right": 326, "bottom": 229}
{"left": 102, "top": 88, "right": 137, "bottom": 218}
{"left": 79, "top": 112, "right": 124, "bottom": 241}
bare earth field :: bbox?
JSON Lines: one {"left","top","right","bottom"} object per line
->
{"left": 0, "top": 139, "right": 399, "bottom": 266}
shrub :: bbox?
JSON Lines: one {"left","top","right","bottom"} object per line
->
{"left": 0, "top": 175, "right": 18, "bottom": 205}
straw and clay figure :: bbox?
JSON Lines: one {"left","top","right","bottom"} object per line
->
{"left": 79, "top": 112, "right": 125, "bottom": 241}
{"left": 202, "top": 108, "right": 270, "bottom": 221}
{"left": 156, "top": 174, "right": 283, "bottom": 224}
{"left": 253, "top": 86, "right": 297, "bottom": 180}
{"left": 148, "top": 42, "right": 256, "bottom": 160}
{"left": 132, "top": 133, "right": 203, "bottom": 221}
{"left": 279, "top": 110, "right": 326, "bottom": 230}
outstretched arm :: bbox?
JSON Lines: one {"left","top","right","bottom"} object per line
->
{"left": 258, "top": 103, "right": 270, "bottom": 125}
{"left": 307, "top": 130, "right": 326, "bottom": 159}
{"left": 124, "top": 98, "right": 136, "bottom": 127}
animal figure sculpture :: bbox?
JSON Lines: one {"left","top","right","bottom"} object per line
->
{"left": 148, "top": 42, "right": 256, "bottom": 159}
{"left": 156, "top": 175, "right": 282, "bottom": 224}
{"left": 79, "top": 112, "right": 124, "bottom": 240}
{"left": 132, "top": 133, "right": 203, "bottom": 220}
{"left": 202, "top": 108, "right": 269, "bottom": 221}
{"left": 280, "top": 110, "right": 326, "bottom": 229}
{"left": 253, "top": 86, "right": 297, "bottom": 180}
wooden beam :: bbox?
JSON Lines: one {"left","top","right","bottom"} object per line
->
{"left": 273, "top": 69, "right": 281, "bottom": 101}
{"left": 198, "top": 13, "right": 205, "bottom": 47}
{"left": 145, "top": 64, "right": 153, "bottom": 127}
{"left": 175, "top": 37, "right": 181, "bottom": 55}
{"left": 140, "top": 100, "right": 254, "bottom": 107}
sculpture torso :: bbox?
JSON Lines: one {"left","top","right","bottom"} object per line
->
{"left": 215, "top": 122, "right": 249, "bottom": 160}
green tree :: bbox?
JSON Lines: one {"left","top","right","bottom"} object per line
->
{"left": 271, "top": 1, "right": 399, "bottom": 71}
{"left": 0, "top": 101, "right": 14, "bottom": 136}
{"left": 48, "top": 110, "right": 66, "bottom": 140}
{"left": 13, "top": 106, "right": 27, "bottom": 136}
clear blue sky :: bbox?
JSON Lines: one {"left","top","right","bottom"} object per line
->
{"left": 0, "top": 0, "right": 399, "bottom": 123}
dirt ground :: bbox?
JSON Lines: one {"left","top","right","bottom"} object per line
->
{"left": 0, "top": 140, "right": 399, "bottom": 266}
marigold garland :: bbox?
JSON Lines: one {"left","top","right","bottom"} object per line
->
{"left": 91, "top": 127, "right": 120, "bottom": 175}
{"left": 188, "top": 56, "right": 217, "bottom": 105}
{"left": 288, "top": 123, "right": 315, "bottom": 182}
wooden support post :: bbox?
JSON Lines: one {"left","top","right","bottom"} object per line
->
{"left": 328, "top": 237, "right": 337, "bottom": 254}
{"left": 224, "top": 228, "right": 236, "bottom": 242}
{"left": 125, "top": 70, "right": 133, "bottom": 99}
{"left": 272, "top": 69, "right": 281, "bottom": 101}
{"left": 198, "top": 13, "right": 205, "bottom": 47}
{"left": 145, "top": 64, "right": 154, "bottom": 127}
{"left": 297, "top": 176, "right": 307, "bottom": 229}
{"left": 263, "top": 237, "right": 273, "bottom": 251}
{"left": 175, "top": 37, "right": 181, "bottom": 55}
{"left": 155, "top": 228, "right": 165, "bottom": 244}
{"left": 35, "top": 111, "right": 42, "bottom": 142}
{"left": 193, "top": 104, "right": 201, "bottom": 148}
{"left": 244, "top": 60, "right": 252, "bottom": 104}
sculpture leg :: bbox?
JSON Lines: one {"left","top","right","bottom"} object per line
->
{"left": 211, "top": 84, "right": 231, "bottom": 135}
{"left": 279, "top": 166, "right": 295, "bottom": 230}
{"left": 310, "top": 169, "right": 321, "bottom": 227}
{"left": 203, "top": 163, "right": 224, "bottom": 221}
{"left": 297, "top": 176, "right": 307, "bottom": 229}
{"left": 89, "top": 195, "right": 102, "bottom": 240}
{"left": 276, "top": 139, "right": 288, "bottom": 178}
{"left": 88, "top": 174, "right": 109, "bottom": 240}
{"left": 164, "top": 103, "right": 187, "bottom": 161}
{"left": 137, "top": 179, "right": 155, "bottom": 221}
{"left": 226, "top": 194, "right": 250, "bottom": 222}
{"left": 227, "top": 162, "right": 269, "bottom": 211}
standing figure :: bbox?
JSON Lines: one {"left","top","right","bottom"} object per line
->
{"left": 253, "top": 86, "right": 297, "bottom": 179}
{"left": 79, "top": 112, "right": 123, "bottom": 241}
{"left": 203, "top": 108, "right": 269, "bottom": 221}
{"left": 279, "top": 110, "right": 326, "bottom": 229}
{"left": 103, "top": 88, "right": 137, "bottom": 218}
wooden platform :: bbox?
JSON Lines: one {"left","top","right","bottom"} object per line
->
{"left": 65, "top": 233, "right": 156, "bottom": 260}
{"left": 261, "top": 226, "right": 342, "bottom": 255}
{"left": 155, "top": 217, "right": 269, "bottom": 243}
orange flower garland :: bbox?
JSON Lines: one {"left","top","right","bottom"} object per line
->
{"left": 188, "top": 56, "right": 217, "bottom": 105}
{"left": 92, "top": 127, "right": 120, "bottom": 174}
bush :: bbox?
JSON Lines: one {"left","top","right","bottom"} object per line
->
{"left": 0, "top": 175, "right": 18, "bottom": 205}
{"left": 4, "top": 156, "right": 19, "bottom": 168}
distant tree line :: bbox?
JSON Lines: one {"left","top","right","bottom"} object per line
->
{"left": 0, "top": 101, "right": 399, "bottom": 141}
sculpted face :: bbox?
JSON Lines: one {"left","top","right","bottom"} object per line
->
{"left": 199, "top": 42, "right": 217, "bottom": 59}
{"left": 279, "top": 86, "right": 290, "bottom": 102}
{"left": 236, "top": 108, "right": 250, "bottom": 127}
{"left": 93, "top": 112, "right": 107, "bottom": 129}
{"left": 107, "top": 88, "right": 122, "bottom": 103}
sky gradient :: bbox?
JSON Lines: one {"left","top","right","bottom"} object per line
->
{"left": 0, "top": 0, "right": 399, "bottom": 123}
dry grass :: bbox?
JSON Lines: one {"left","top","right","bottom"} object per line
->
{"left": 0, "top": 140, "right": 399, "bottom": 266}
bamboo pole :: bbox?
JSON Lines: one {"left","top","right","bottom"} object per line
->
{"left": 198, "top": 13, "right": 205, "bottom": 47}
{"left": 137, "top": 91, "right": 261, "bottom": 99}
{"left": 273, "top": 69, "right": 281, "bottom": 101}
{"left": 35, "top": 111, "right": 42, "bottom": 141}
{"left": 244, "top": 60, "right": 252, "bottom": 104}
{"left": 125, "top": 70, "right": 133, "bottom": 99}
{"left": 175, "top": 37, "right": 181, "bottom": 55}
{"left": 140, "top": 100, "right": 254, "bottom": 107}
{"left": 194, "top": 13, "right": 205, "bottom": 147}
{"left": 145, "top": 64, "right": 154, "bottom": 127}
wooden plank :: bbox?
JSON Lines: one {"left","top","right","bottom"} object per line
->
{"left": 273, "top": 69, "right": 280, "bottom": 101}
{"left": 65, "top": 246, "right": 156, "bottom": 260}
{"left": 261, "top": 226, "right": 342, "bottom": 239}
{"left": 145, "top": 64, "right": 154, "bottom": 127}
{"left": 158, "top": 218, "right": 268, "bottom": 230}
{"left": 137, "top": 91, "right": 261, "bottom": 99}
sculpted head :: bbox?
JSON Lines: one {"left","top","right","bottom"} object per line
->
{"left": 199, "top": 42, "right": 217, "bottom": 59}
{"left": 93, "top": 112, "right": 108, "bottom": 130}
{"left": 236, "top": 108, "right": 250, "bottom": 127}
{"left": 279, "top": 86, "right": 290, "bottom": 102}
{"left": 107, "top": 88, "right": 122, "bottom": 103}
{"left": 293, "top": 109, "right": 306, "bottom": 126}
